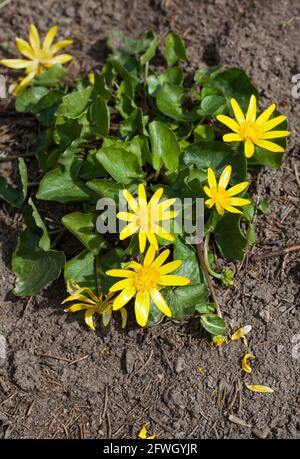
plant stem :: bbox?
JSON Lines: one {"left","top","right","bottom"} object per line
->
{"left": 204, "top": 233, "right": 222, "bottom": 279}
{"left": 0, "top": 152, "right": 35, "bottom": 163}
{"left": 95, "top": 254, "right": 102, "bottom": 297}
{"left": 195, "top": 242, "right": 222, "bottom": 318}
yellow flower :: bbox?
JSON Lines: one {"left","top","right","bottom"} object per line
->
{"left": 138, "top": 424, "right": 156, "bottom": 439}
{"left": 212, "top": 335, "right": 228, "bottom": 347}
{"left": 242, "top": 353, "right": 255, "bottom": 373}
{"left": 217, "top": 95, "right": 290, "bottom": 158}
{"left": 117, "top": 183, "right": 177, "bottom": 253}
{"left": 62, "top": 282, "right": 127, "bottom": 331}
{"left": 245, "top": 383, "right": 274, "bottom": 394}
{"left": 231, "top": 325, "right": 252, "bottom": 345}
{"left": 106, "top": 246, "right": 190, "bottom": 327}
{"left": 0, "top": 24, "right": 73, "bottom": 95}
{"left": 204, "top": 165, "right": 251, "bottom": 215}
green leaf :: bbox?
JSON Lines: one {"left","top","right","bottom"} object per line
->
{"left": 96, "top": 146, "right": 144, "bottom": 185}
{"left": 205, "top": 68, "right": 258, "bottom": 112}
{"left": 16, "top": 86, "right": 49, "bottom": 112}
{"left": 55, "top": 86, "right": 92, "bottom": 119}
{"left": 147, "top": 67, "right": 183, "bottom": 96}
{"left": 173, "top": 237, "right": 205, "bottom": 285}
{"left": 165, "top": 284, "right": 209, "bottom": 320}
{"left": 64, "top": 250, "right": 96, "bottom": 292}
{"left": 184, "top": 141, "right": 247, "bottom": 184}
{"left": 251, "top": 147, "right": 284, "bottom": 169}
{"left": 119, "top": 108, "right": 147, "bottom": 139}
{"left": 0, "top": 158, "right": 27, "bottom": 208}
{"left": 258, "top": 199, "right": 270, "bottom": 214}
{"left": 33, "top": 64, "right": 66, "bottom": 86}
{"left": 156, "top": 82, "right": 200, "bottom": 122}
{"left": 87, "top": 95, "right": 110, "bottom": 137}
{"left": 200, "top": 95, "right": 227, "bottom": 116}
{"left": 62, "top": 212, "right": 106, "bottom": 254}
{"left": 195, "top": 303, "right": 216, "bottom": 314}
{"left": 37, "top": 167, "right": 93, "bottom": 203}
{"left": 200, "top": 314, "right": 226, "bottom": 336}
{"left": 214, "top": 213, "right": 248, "bottom": 261}
{"left": 148, "top": 120, "right": 181, "bottom": 172}
{"left": 86, "top": 179, "right": 123, "bottom": 199}
{"left": 12, "top": 199, "right": 65, "bottom": 296}
{"left": 30, "top": 90, "right": 63, "bottom": 127}
{"left": 193, "top": 124, "right": 215, "bottom": 142}
{"left": 140, "top": 31, "right": 159, "bottom": 65}
{"left": 165, "top": 32, "right": 187, "bottom": 66}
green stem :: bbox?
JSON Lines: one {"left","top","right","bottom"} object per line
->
{"left": 204, "top": 233, "right": 222, "bottom": 280}
{"left": 153, "top": 167, "right": 161, "bottom": 182}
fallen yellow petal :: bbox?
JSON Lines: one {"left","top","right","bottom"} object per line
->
{"left": 138, "top": 424, "right": 156, "bottom": 439}
{"left": 212, "top": 335, "right": 228, "bottom": 347}
{"left": 245, "top": 383, "right": 274, "bottom": 393}
{"left": 231, "top": 325, "right": 252, "bottom": 344}
{"left": 242, "top": 353, "right": 255, "bottom": 373}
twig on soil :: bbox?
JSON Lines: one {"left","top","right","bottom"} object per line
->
{"left": 67, "top": 354, "right": 89, "bottom": 366}
{"left": 22, "top": 296, "right": 32, "bottom": 316}
{"left": 293, "top": 163, "right": 300, "bottom": 189}
{"left": 100, "top": 387, "right": 109, "bottom": 424}
{"left": 35, "top": 352, "right": 72, "bottom": 363}
{"left": 128, "top": 349, "right": 154, "bottom": 380}
{"left": 0, "top": 152, "right": 35, "bottom": 163}
{"left": 252, "top": 243, "right": 300, "bottom": 261}
{"left": 195, "top": 243, "right": 222, "bottom": 318}
{"left": 228, "top": 414, "right": 252, "bottom": 428}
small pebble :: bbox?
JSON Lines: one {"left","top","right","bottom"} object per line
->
{"left": 259, "top": 309, "right": 270, "bottom": 323}
{"left": 174, "top": 357, "right": 185, "bottom": 374}
{"left": 252, "top": 426, "right": 271, "bottom": 439}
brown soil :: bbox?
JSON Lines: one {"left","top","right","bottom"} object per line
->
{"left": 0, "top": 0, "right": 299, "bottom": 439}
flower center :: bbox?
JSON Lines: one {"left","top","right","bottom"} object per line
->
{"left": 239, "top": 121, "right": 262, "bottom": 142}
{"left": 133, "top": 266, "right": 159, "bottom": 293}
{"left": 210, "top": 188, "right": 228, "bottom": 207}
{"left": 136, "top": 206, "right": 155, "bottom": 233}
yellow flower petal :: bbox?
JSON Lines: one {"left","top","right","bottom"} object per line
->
{"left": 203, "top": 186, "right": 213, "bottom": 198}
{"left": 135, "top": 291, "right": 150, "bottom": 327}
{"left": 146, "top": 232, "right": 158, "bottom": 250}
{"left": 102, "top": 307, "right": 112, "bottom": 327}
{"left": 29, "top": 24, "right": 40, "bottom": 50}
{"left": 143, "top": 245, "right": 156, "bottom": 266}
{"left": 254, "top": 139, "right": 284, "bottom": 153}
{"left": 205, "top": 198, "right": 215, "bottom": 209}
{"left": 155, "top": 226, "right": 175, "bottom": 242}
{"left": 151, "top": 249, "right": 170, "bottom": 268}
{"left": 139, "top": 232, "right": 147, "bottom": 253}
{"left": 218, "top": 165, "right": 232, "bottom": 190}
{"left": 106, "top": 269, "right": 135, "bottom": 278}
{"left": 150, "top": 289, "right": 172, "bottom": 317}
{"left": 85, "top": 309, "right": 96, "bottom": 331}
{"left": 156, "top": 198, "right": 176, "bottom": 213}
{"left": 242, "top": 353, "right": 255, "bottom": 373}
{"left": 119, "top": 221, "right": 138, "bottom": 240}
{"left": 149, "top": 187, "right": 164, "bottom": 205}
{"left": 12, "top": 71, "right": 36, "bottom": 95}
{"left": 138, "top": 425, "right": 156, "bottom": 439}
{"left": 158, "top": 260, "right": 182, "bottom": 275}
{"left": 116, "top": 211, "right": 135, "bottom": 221}
{"left": 113, "top": 287, "right": 136, "bottom": 310}
{"left": 230, "top": 98, "right": 245, "bottom": 124}
{"left": 42, "top": 25, "right": 58, "bottom": 51}
{"left": 207, "top": 168, "right": 217, "bottom": 189}
{"left": 159, "top": 274, "right": 190, "bottom": 286}
{"left": 51, "top": 39, "right": 74, "bottom": 53}
{"left": 231, "top": 325, "right": 252, "bottom": 343}
{"left": 245, "top": 139, "right": 255, "bottom": 158}
{"left": 109, "top": 278, "right": 134, "bottom": 292}
{"left": 255, "top": 103, "right": 276, "bottom": 125}
{"left": 15, "top": 38, "right": 35, "bottom": 59}
{"left": 261, "top": 130, "right": 290, "bottom": 140}
{"left": 212, "top": 335, "right": 227, "bottom": 347}
{"left": 159, "top": 210, "right": 177, "bottom": 221}
{"left": 223, "top": 133, "right": 243, "bottom": 142}
{"left": 123, "top": 189, "right": 139, "bottom": 212}
{"left": 223, "top": 204, "right": 242, "bottom": 214}
{"left": 245, "top": 384, "right": 274, "bottom": 394}
{"left": 216, "top": 114, "right": 240, "bottom": 133}
{"left": 215, "top": 203, "right": 225, "bottom": 215}
{"left": 46, "top": 54, "right": 73, "bottom": 65}
{"left": 64, "top": 303, "right": 94, "bottom": 312}
{"left": 246, "top": 95, "right": 257, "bottom": 123}
{"left": 0, "top": 59, "right": 32, "bottom": 69}
{"left": 227, "top": 197, "right": 251, "bottom": 206}
{"left": 120, "top": 307, "right": 127, "bottom": 329}
{"left": 138, "top": 183, "right": 147, "bottom": 203}
{"left": 226, "top": 181, "right": 249, "bottom": 197}
{"left": 261, "top": 115, "right": 287, "bottom": 132}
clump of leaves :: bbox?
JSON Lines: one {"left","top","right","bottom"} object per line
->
{"left": 0, "top": 30, "right": 289, "bottom": 335}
